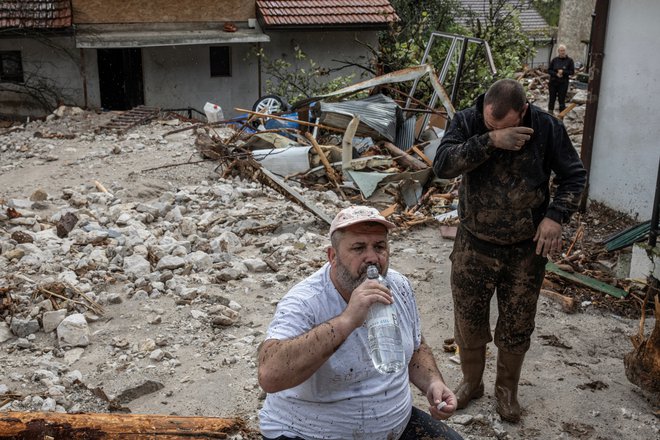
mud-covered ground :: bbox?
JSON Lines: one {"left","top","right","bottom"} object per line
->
{"left": 0, "top": 102, "right": 657, "bottom": 440}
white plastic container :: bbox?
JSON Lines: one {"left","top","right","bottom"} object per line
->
{"left": 204, "top": 102, "right": 224, "bottom": 123}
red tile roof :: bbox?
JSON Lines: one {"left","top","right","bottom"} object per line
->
{"left": 0, "top": 0, "right": 72, "bottom": 29}
{"left": 256, "top": 0, "right": 398, "bottom": 28}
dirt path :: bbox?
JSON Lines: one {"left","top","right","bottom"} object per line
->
{"left": 0, "top": 110, "right": 657, "bottom": 439}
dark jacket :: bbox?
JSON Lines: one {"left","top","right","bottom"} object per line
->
{"left": 432, "top": 95, "right": 587, "bottom": 245}
{"left": 549, "top": 56, "right": 575, "bottom": 83}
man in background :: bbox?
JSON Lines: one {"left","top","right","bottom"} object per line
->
{"left": 548, "top": 44, "right": 575, "bottom": 114}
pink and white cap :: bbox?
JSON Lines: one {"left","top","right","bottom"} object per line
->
{"left": 329, "top": 205, "right": 395, "bottom": 238}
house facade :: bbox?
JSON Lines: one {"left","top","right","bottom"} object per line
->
{"left": 586, "top": 0, "right": 660, "bottom": 218}
{"left": 0, "top": 0, "right": 396, "bottom": 119}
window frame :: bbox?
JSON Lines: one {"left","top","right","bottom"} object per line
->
{"left": 209, "top": 46, "right": 232, "bottom": 77}
{"left": 0, "top": 50, "right": 24, "bottom": 83}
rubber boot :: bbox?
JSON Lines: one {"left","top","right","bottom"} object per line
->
{"left": 495, "top": 350, "right": 525, "bottom": 423}
{"left": 454, "top": 346, "right": 486, "bottom": 409}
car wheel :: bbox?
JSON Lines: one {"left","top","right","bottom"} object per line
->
{"left": 252, "top": 95, "right": 287, "bottom": 115}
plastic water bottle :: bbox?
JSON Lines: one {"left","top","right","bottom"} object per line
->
{"left": 365, "top": 265, "right": 404, "bottom": 374}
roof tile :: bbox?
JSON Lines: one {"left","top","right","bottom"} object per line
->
{"left": 0, "top": 0, "right": 72, "bottom": 29}
{"left": 256, "top": 0, "right": 398, "bottom": 28}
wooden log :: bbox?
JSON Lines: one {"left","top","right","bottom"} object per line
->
{"left": 380, "top": 142, "right": 428, "bottom": 171}
{"left": 0, "top": 411, "right": 252, "bottom": 439}
{"left": 540, "top": 288, "right": 576, "bottom": 313}
{"left": 304, "top": 133, "right": 346, "bottom": 200}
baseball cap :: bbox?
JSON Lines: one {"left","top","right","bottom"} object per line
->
{"left": 329, "top": 205, "right": 395, "bottom": 238}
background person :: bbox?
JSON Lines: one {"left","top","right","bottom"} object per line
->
{"left": 257, "top": 205, "right": 462, "bottom": 439}
{"left": 432, "top": 79, "right": 586, "bottom": 423}
{"left": 548, "top": 44, "right": 575, "bottom": 114}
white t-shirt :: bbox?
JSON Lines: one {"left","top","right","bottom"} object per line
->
{"left": 259, "top": 263, "right": 422, "bottom": 440}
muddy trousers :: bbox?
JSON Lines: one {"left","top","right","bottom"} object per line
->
{"left": 449, "top": 227, "right": 546, "bottom": 420}
{"left": 449, "top": 226, "right": 547, "bottom": 354}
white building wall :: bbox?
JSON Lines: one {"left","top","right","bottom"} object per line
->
{"left": 588, "top": 0, "right": 660, "bottom": 218}
{"left": 141, "top": 44, "right": 261, "bottom": 118}
{"left": 261, "top": 30, "right": 379, "bottom": 104}
{"left": 2, "top": 30, "right": 379, "bottom": 119}
{"left": 0, "top": 36, "right": 86, "bottom": 117}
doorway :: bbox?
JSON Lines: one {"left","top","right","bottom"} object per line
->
{"left": 97, "top": 48, "right": 144, "bottom": 110}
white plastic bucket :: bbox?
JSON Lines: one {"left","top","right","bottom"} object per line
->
{"left": 204, "top": 102, "right": 224, "bottom": 123}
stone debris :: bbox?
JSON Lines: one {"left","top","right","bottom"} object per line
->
{"left": 0, "top": 107, "right": 345, "bottom": 417}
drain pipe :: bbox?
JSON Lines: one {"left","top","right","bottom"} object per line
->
{"left": 579, "top": 0, "right": 610, "bottom": 211}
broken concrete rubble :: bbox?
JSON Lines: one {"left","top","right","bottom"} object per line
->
{"left": 0, "top": 64, "right": 658, "bottom": 439}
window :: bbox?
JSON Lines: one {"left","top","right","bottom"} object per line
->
{"left": 210, "top": 46, "right": 231, "bottom": 77}
{"left": 0, "top": 51, "right": 24, "bottom": 83}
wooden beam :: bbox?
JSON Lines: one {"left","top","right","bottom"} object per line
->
{"left": 234, "top": 108, "right": 345, "bottom": 133}
{"left": 540, "top": 288, "right": 576, "bottom": 313}
{"left": 411, "top": 145, "right": 433, "bottom": 167}
{"left": 558, "top": 102, "right": 577, "bottom": 120}
{"left": 380, "top": 142, "right": 428, "bottom": 171}
{"left": 304, "top": 132, "right": 346, "bottom": 199}
{"left": 0, "top": 411, "right": 252, "bottom": 439}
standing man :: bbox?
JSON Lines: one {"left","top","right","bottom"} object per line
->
{"left": 432, "top": 79, "right": 586, "bottom": 423}
{"left": 548, "top": 44, "right": 575, "bottom": 114}
{"left": 258, "top": 205, "right": 463, "bottom": 439}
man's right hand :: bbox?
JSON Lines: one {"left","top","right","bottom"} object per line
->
{"left": 343, "top": 279, "right": 392, "bottom": 328}
{"left": 488, "top": 126, "right": 534, "bottom": 151}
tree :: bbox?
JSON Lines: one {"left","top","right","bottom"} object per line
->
{"left": 250, "top": 45, "right": 357, "bottom": 107}
{"left": 453, "top": 0, "right": 534, "bottom": 107}
{"left": 531, "top": 0, "right": 561, "bottom": 27}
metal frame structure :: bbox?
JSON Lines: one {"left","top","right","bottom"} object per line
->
{"left": 405, "top": 32, "right": 497, "bottom": 131}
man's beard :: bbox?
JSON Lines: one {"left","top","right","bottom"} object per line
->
{"left": 334, "top": 257, "right": 386, "bottom": 295}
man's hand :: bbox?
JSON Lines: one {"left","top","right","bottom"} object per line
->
{"left": 488, "top": 126, "right": 534, "bottom": 151}
{"left": 534, "top": 217, "right": 562, "bottom": 257}
{"left": 427, "top": 380, "right": 457, "bottom": 420}
{"left": 557, "top": 68, "right": 564, "bottom": 78}
{"left": 342, "top": 279, "right": 392, "bottom": 328}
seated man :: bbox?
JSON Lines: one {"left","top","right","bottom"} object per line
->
{"left": 258, "top": 205, "right": 462, "bottom": 440}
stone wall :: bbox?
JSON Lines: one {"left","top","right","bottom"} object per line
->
{"left": 556, "top": 0, "right": 596, "bottom": 66}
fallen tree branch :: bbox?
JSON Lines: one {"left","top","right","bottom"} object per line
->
{"left": 141, "top": 160, "right": 207, "bottom": 173}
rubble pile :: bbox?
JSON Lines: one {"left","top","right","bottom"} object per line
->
{"left": 0, "top": 107, "right": 358, "bottom": 422}
{"left": 0, "top": 69, "right": 656, "bottom": 438}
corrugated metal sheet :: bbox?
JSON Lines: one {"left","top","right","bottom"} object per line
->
{"left": 0, "top": 0, "right": 72, "bottom": 29}
{"left": 256, "top": 0, "right": 398, "bottom": 27}
{"left": 314, "top": 94, "right": 400, "bottom": 142}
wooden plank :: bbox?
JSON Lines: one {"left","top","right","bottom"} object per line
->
{"left": 411, "top": 145, "right": 433, "bottom": 167}
{"left": 558, "top": 102, "right": 577, "bottom": 119}
{"left": 381, "top": 142, "right": 428, "bottom": 171}
{"left": 545, "top": 261, "right": 628, "bottom": 298}
{"left": 0, "top": 411, "right": 250, "bottom": 439}
{"left": 234, "top": 108, "right": 345, "bottom": 133}
{"left": 540, "top": 288, "right": 576, "bottom": 313}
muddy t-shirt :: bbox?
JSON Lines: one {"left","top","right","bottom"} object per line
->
{"left": 259, "top": 263, "right": 421, "bottom": 440}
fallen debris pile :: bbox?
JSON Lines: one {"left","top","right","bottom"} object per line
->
{"left": 0, "top": 64, "right": 657, "bottom": 438}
